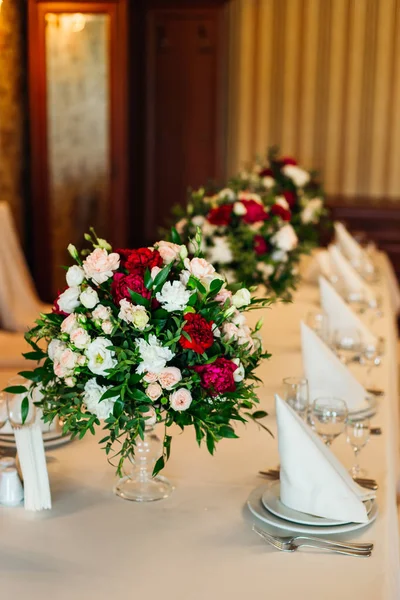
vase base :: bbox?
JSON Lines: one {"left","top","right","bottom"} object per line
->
{"left": 114, "top": 474, "right": 173, "bottom": 502}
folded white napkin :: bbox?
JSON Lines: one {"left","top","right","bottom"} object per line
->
{"left": 276, "top": 394, "right": 373, "bottom": 523}
{"left": 319, "top": 276, "right": 377, "bottom": 347}
{"left": 14, "top": 422, "right": 51, "bottom": 511}
{"left": 334, "top": 222, "right": 374, "bottom": 270}
{"left": 301, "top": 321, "right": 369, "bottom": 411}
{"left": 328, "top": 245, "right": 375, "bottom": 304}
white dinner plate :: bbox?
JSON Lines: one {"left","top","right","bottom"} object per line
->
{"left": 261, "top": 481, "right": 373, "bottom": 527}
{"left": 348, "top": 394, "right": 378, "bottom": 419}
{"left": 247, "top": 485, "right": 378, "bottom": 535}
{"left": 0, "top": 431, "right": 72, "bottom": 450}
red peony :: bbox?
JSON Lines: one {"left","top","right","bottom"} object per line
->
{"left": 283, "top": 190, "right": 297, "bottom": 208}
{"left": 207, "top": 204, "right": 233, "bottom": 226}
{"left": 241, "top": 199, "right": 269, "bottom": 224}
{"left": 254, "top": 235, "right": 269, "bottom": 256}
{"left": 280, "top": 156, "right": 297, "bottom": 166}
{"left": 271, "top": 204, "right": 291, "bottom": 221}
{"left": 125, "top": 248, "right": 163, "bottom": 275}
{"left": 115, "top": 248, "right": 134, "bottom": 269}
{"left": 258, "top": 167, "right": 274, "bottom": 177}
{"left": 111, "top": 272, "right": 151, "bottom": 305}
{"left": 179, "top": 313, "right": 214, "bottom": 354}
{"left": 193, "top": 358, "right": 237, "bottom": 396}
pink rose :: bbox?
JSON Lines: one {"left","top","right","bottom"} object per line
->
{"left": 61, "top": 313, "right": 78, "bottom": 334}
{"left": 169, "top": 388, "right": 192, "bottom": 411}
{"left": 59, "top": 348, "right": 78, "bottom": 370}
{"left": 143, "top": 372, "right": 158, "bottom": 383}
{"left": 151, "top": 266, "right": 162, "bottom": 279}
{"left": 70, "top": 327, "right": 91, "bottom": 349}
{"left": 155, "top": 241, "right": 182, "bottom": 264}
{"left": 102, "top": 321, "right": 113, "bottom": 335}
{"left": 221, "top": 322, "right": 239, "bottom": 342}
{"left": 83, "top": 248, "right": 120, "bottom": 285}
{"left": 158, "top": 367, "right": 182, "bottom": 390}
{"left": 146, "top": 382, "right": 163, "bottom": 401}
{"left": 215, "top": 288, "right": 232, "bottom": 305}
{"left": 184, "top": 257, "right": 216, "bottom": 279}
{"left": 92, "top": 305, "right": 111, "bottom": 321}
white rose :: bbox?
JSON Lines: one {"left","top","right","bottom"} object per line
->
{"left": 155, "top": 241, "right": 182, "bottom": 264}
{"left": 143, "top": 372, "right": 158, "bottom": 383}
{"left": 237, "top": 191, "right": 263, "bottom": 204}
{"left": 57, "top": 287, "right": 81, "bottom": 314}
{"left": 232, "top": 358, "right": 245, "bottom": 382}
{"left": 179, "top": 270, "right": 191, "bottom": 286}
{"left": 233, "top": 202, "right": 246, "bottom": 216}
{"left": 118, "top": 299, "right": 150, "bottom": 329}
{"left": 212, "top": 323, "right": 221, "bottom": 338}
{"left": 271, "top": 224, "right": 298, "bottom": 251}
{"left": 218, "top": 188, "right": 236, "bottom": 201}
{"left": 48, "top": 339, "right": 66, "bottom": 361}
{"left": 82, "top": 248, "right": 120, "bottom": 285}
{"left": 232, "top": 288, "right": 251, "bottom": 308}
{"left": 135, "top": 334, "right": 175, "bottom": 374}
{"left": 262, "top": 176, "right": 275, "bottom": 189}
{"left": 70, "top": 327, "right": 91, "bottom": 349}
{"left": 192, "top": 215, "right": 205, "bottom": 227}
{"left": 169, "top": 388, "right": 192, "bottom": 411}
{"left": 274, "top": 195, "right": 290, "bottom": 210}
{"left": 231, "top": 310, "right": 246, "bottom": 327}
{"left": 64, "top": 376, "right": 76, "bottom": 388}
{"left": 301, "top": 197, "right": 323, "bottom": 224}
{"left": 146, "top": 382, "right": 163, "bottom": 401}
{"left": 92, "top": 305, "right": 111, "bottom": 321}
{"left": 83, "top": 378, "right": 116, "bottom": 420}
{"left": 184, "top": 257, "right": 216, "bottom": 279}
{"left": 102, "top": 321, "right": 113, "bottom": 335}
{"left": 257, "top": 262, "right": 275, "bottom": 278}
{"left": 207, "top": 237, "right": 233, "bottom": 265}
{"left": 158, "top": 367, "right": 182, "bottom": 390}
{"left": 271, "top": 249, "right": 288, "bottom": 263}
{"left": 151, "top": 266, "right": 162, "bottom": 280}
{"left": 61, "top": 313, "right": 79, "bottom": 335}
{"left": 85, "top": 337, "right": 117, "bottom": 376}
{"left": 221, "top": 322, "right": 239, "bottom": 342}
{"left": 80, "top": 287, "right": 99, "bottom": 309}
{"left": 66, "top": 265, "right": 85, "bottom": 287}
{"left": 54, "top": 348, "right": 79, "bottom": 378}
{"left": 282, "top": 164, "right": 310, "bottom": 188}
{"left": 156, "top": 280, "right": 191, "bottom": 312}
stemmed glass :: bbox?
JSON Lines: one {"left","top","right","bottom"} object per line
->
{"left": 346, "top": 418, "right": 370, "bottom": 477}
{"left": 310, "top": 397, "right": 348, "bottom": 447}
{"left": 333, "top": 328, "right": 362, "bottom": 365}
{"left": 361, "top": 338, "right": 385, "bottom": 388}
{"left": 305, "top": 311, "right": 330, "bottom": 345}
{"left": 282, "top": 377, "right": 309, "bottom": 420}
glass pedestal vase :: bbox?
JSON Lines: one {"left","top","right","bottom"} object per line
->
{"left": 114, "top": 426, "right": 173, "bottom": 502}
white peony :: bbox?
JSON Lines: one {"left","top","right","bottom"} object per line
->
{"left": 80, "top": 287, "right": 99, "bottom": 309}
{"left": 48, "top": 339, "right": 66, "bottom": 361}
{"left": 92, "top": 304, "right": 111, "bottom": 321}
{"left": 102, "top": 321, "right": 113, "bottom": 335}
{"left": 232, "top": 288, "right": 251, "bottom": 308}
{"left": 257, "top": 262, "right": 275, "bottom": 278}
{"left": 271, "top": 224, "right": 298, "bottom": 251}
{"left": 118, "top": 299, "right": 150, "bottom": 329}
{"left": 66, "top": 265, "right": 85, "bottom": 287}
{"left": 207, "top": 236, "right": 233, "bottom": 265}
{"left": 82, "top": 248, "right": 120, "bottom": 285}
{"left": 85, "top": 337, "right": 117, "bottom": 376}
{"left": 232, "top": 358, "right": 245, "bottom": 382}
{"left": 192, "top": 215, "right": 205, "bottom": 227}
{"left": 70, "top": 327, "right": 91, "bottom": 349}
{"left": 218, "top": 188, "right": 236, "bottom": 201}
{"left": 301, "top": 197, "right": 323, "bottom": 224}
{"left": 282, "top": 164, "right": 310, "bottom": 187}
{"left": 262, "top": 176, "right": 275, "bottom": 189}
{"left": 83, "top": 378, "right": 116, "bottom": 420}
{"left": 57, "top": 286, "right": 81, "bottom": 314}
{"left": 135, "top": 334, "right": 175, "bottom": 374}
{"left": 156, "top": 280, "right": 191, "bottom": 312}
{"left": 233, "top": 202, "right": 246, "bottom": 216}
{"left": 169, "top": 388, "right": 192, "bottom": 411}
{"left": 271, "top": 249, "right": 288, "bottom": 263}
{"left": 274, "top": 196, "right": 290, "bottom": 210}
{"left": 61, "top": 313, "right": 79, "bottom": 335}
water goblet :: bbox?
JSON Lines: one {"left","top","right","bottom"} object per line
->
{"left": 332, "top": 328, "right": 362, "bottom": 365}
{"left": 305, "top": 311, "right": 330, "bottom": 345}
{"left": 345, "top": 290, "right": 369, "bottom": 314}
{"left": 361, "top": 338, "right": 384, "bottom": 388}
{"left": 346, "top": 418, "right": 370, "bottom": 478}
{"left": 282, "top": 377, "right": 309, "bottom": 420}
{"left": 310, "top": 397, "right": 348, "bottom": 447}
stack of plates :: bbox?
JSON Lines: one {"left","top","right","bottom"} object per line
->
{"left": 247, "top": 482, "right": 378, "bottom": 535}
{"left": 0, "top": 429, "right": 71, "bottom": 450}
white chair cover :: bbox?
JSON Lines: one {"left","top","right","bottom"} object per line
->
{"left": 0, "top": 202, "right": 52, "bottom": 332}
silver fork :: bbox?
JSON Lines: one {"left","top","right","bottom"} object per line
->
{"left": 253, "top": 526, "right": 373, "bottom": 557}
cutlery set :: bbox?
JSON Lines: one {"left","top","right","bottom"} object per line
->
{"left": 258, "top": 468, "right": 379, "bottom": 491}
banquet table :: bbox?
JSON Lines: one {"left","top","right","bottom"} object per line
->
{"left": 0, "top": 253, "right": 399, "bottom": 599}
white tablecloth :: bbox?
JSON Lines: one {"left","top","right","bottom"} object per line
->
{"left": 0, "top": 254, "right": 399, "bottom": 599}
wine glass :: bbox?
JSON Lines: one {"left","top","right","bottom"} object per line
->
{"left": 332, "top": 328, "right": 362, "bottom": 364}
{"left": 346, "top": 418, "right": 370, "bottom": 477}
{"left": 361, "top": 338, "right": 385, "bottom": 388}
{"left": 282, "top": 377, "right": 309, "bottom": 420}
{"left": 311, "top": 397, "right": 348, "bottom": 447}
{"left": 345, "top": 290, "right": 369, "bottom": 314}
{"left": 305, "top": 311, "right": 330, "bottom": 345}
{"left": 5, "top": 376, "right": 36, "bottom": 429}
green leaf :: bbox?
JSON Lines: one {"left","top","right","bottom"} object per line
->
{"left": 209, "top": 278, "right": 224, "bottom": 295}
{"left": 187, "top": 293, "right": 197, "bottom": 307}
{"left": 3, "top": 385, "right": 27, "bottom": 395}
{"left": 252, "top": 410, "right": 268, "bottom": 420}
{"left": 219, "top": 425, "right": 238, "bottom": 439}
{"left": 206, "top": 432, "right": 215, "bottom": 455}
{"left": 100, "top": 387, "right": 122, "bottom": 401}
{"left": 128, "top": 289, "right": 150, "bottom": 307}
{"left": 21, "top": 396, "right": 29, "bottom": 425}
{"left": 153, "top": 263, "right": 172, "bottom": 289}
{"left": 170, "top": 227, "right": 182, "bottom": 245}
{"left": 129, "top": 388, "right": 149, "bottom": 403}
{"left": 22, "top": 351, "right": 46, "bottom": 361}
{"left": 144, "top": 268, "right": 153, "bottom": 289}
{"left": 17, "top": 371, "right": 41, "bottom": 382}
{"left": 153, "top": 455, "right": 165, "bottom": 476}
{"left": 113, "top": 399, "right": 124, "bottom": 419}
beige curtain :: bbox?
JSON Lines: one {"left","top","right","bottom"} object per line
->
{"left": 226, "top": 0, "right": 400, "bottom": 199}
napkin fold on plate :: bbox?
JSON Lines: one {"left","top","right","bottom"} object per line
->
{"left": 328, "top": 244, "right": 376, "bottom": 304}
{"left": 275, "top": 394, "right": 374, "bottom": 523}
{"left": 301, "top": 321, "right": 369, "bottom": 411}
{"left": 334, "top": 222, "right": 374, "bottom": 270}
{"left": 319, "top": 276, "right": 377, "bottom": 348}
{"left": 14, "top": 421, "right": 51, "bottom": 511}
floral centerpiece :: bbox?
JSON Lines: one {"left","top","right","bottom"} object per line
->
{"left": 14, "top": 229, "right": 270, "bottom": 501}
